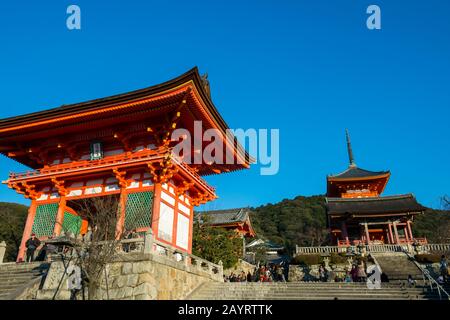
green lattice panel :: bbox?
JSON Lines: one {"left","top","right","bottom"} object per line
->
{"left": 32, "top": 203, "right": 58, "bottom": 237}
{"left": 125, "top": 191, "right": 153, "bottom": 231}
{"left": 62, "top": 211, "right": 82, "bottom": 235}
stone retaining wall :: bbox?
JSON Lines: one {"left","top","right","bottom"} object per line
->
{"left": 36, "top": 253, "right": 222, "bottom": 300}
{"left": 224, "top": 259, "right": 256, "bottom": 277}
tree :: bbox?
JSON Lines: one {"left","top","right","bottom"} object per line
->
{"left": 192, "top": 221, "right": 242, "bottom": 269}
{"left": 411, "top": 195, "right": 450, "bottom": 243}
{"left": 54, "top": 194, "right": 149, "bottom": 300}
{"left": 0, "top": 203, "right": 27, "bottom": 262}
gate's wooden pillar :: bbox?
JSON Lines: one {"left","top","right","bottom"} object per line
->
{"left": 115, "top": 188, "right": 128, "bottom": 239}
{"left": 17, "top": 200, "right": 38, "bottom": 262}
{"left": 53, "top": 196, "right": 67, "bottom": 236}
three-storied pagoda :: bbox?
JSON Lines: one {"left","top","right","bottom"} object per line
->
{"left": 326, "top": 130, "right": 426, "bottom": 246}
{"left": 0, "top": 67, "right": 251, "bottom": 261}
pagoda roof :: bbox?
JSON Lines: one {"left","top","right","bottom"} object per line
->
{"left": 0, "top": 67, "right": 218, "bottom": 129}
{"left": 0, "top": 67, "right": 252, "bottom": 175}
{"left": 326, "top": 194, "right": 426, "bottom": 217}
{"left": 195, "top": 208, "right": 256, "bottom": 237}
{"left": 327, "top": 165, "right": 390, "bottom": 181}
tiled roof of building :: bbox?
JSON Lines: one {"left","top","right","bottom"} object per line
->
{"left": 195, "top": 208, "right": 250, "bottom": 225}
{"left": 326, "top": 194, "right": 426, "bottom": 216}
{"left": 328, "top": 165, "right": 390, "bottom": 180}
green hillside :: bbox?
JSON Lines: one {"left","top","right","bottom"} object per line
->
{"left": 0, "top": 202, "right": 28, "bottom": 262}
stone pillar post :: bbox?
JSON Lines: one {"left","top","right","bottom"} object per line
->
{"left": 144, "top": 229, "right": 154, "bottom": 254}
{"left": 0, "top": 241, "right": 6, "bottom": 264}
{"left": 17, "top": 200, "right": 38, "bottom": 262}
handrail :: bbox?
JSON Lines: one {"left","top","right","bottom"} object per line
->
{"left": 402, "top": 249, "right": 450, "bottom": 300}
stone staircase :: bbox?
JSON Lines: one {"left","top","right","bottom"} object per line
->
{"left": 0, "top": 262, "right": 48, "bottom": 300}
{"left": 187, "top": 281, "right": 441, "bottom": 300}
{"left": 371, "top": 253, "right": 423, "bottom": 281}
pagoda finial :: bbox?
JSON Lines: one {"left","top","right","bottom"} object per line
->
{"left": 345, "top": 129, "right": 356, "bottom": 167}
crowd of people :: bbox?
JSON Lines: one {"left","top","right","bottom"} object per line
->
{"left": 317, "top": 260, "right": 369, "bottom": 283}
{"left": 224, "top": 264, "right": 287, "bottom": 282}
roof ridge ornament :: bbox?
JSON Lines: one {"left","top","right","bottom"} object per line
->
{"left": 345, "top": 128, "right": 356, "bottom": 168}
{"left": 200, "top": 73, "right": 211, "bottom": 99}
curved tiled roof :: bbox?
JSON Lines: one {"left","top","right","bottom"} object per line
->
{"left": 195, "top": 208, "right": 250, "bottom": 225}
{"left": 326, "top": 194, "right": 426, "bottom": 215}
{"left": 328, "top": 165, "right": 390, "bottom": 180}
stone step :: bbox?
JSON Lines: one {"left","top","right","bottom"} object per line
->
{"left": 190, "top": 296, "right": 429, "bottom": 300}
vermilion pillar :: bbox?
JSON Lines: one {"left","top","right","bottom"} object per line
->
{"left": 404, "top": 225, "right": 410, "bottom": 243}
{"left": 364, "top": 223, "right": 370, "bottom": 245}
{"left": 172, "top": 196, "right": 179, "bottom": 248}
{"left": 388, "top": 223, "right": 394, "bottom": 244}
{"left": 53, "top": 196, "right": 66, "bottom": 236}
{"left": 341, "top": 221, "right": 349, "bottom": 245}
{"left": 393, "top": 222, "right": 400, "bottom": 244}
{"left": 407, "top": 220, "right": 414, "bottom": 242}
{"left": 187, "top": 203, "right": 194, "bottom": 254}
{"left": 151, "top": 183, "right": 162, "bottom": 237}
{"left": 115, "top": 188, "right": 128, "bottom": 239}
{"left": 17, "top": 200, "right": 38, "bottom": 262}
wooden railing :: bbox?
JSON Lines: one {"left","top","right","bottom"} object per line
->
{"left": 7, "top": 148, "right": 215, "bottom": 195}
{"left": 9, "top": 148, "right": 169, "bottom": 180}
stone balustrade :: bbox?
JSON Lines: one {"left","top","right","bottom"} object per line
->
{"left": 296, "top": 243, "right": 450, "bottom": 256}
{"left": 0, "top": 241, "right": 6, "bottom": 264}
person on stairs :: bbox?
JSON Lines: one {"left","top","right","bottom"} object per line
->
{"left": 25, "top": 233, "right": 41, "bottom": 263}
{"left": 440, "top": 255, "right": 448, "bottom": 283}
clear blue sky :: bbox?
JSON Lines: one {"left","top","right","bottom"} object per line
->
{"left": 0, "top": 1, "right": 448, "bottom": 210}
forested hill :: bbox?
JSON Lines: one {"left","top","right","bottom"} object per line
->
{"left": 0, "top": 202, "right": 28, "bottom": 262}
{"left": 249, "top": 195, "right": 450, "bottom": 255}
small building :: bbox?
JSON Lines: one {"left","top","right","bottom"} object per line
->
{"left": 245, "top": 239, "right": 287, "bottom": 265}
{"left": 325, "top": 130, "right": 426, "bottom": 246}
{"left": 195, "top": 208, "right": 256, "bottom": 238}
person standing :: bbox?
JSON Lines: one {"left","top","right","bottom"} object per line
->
{"left": 25, "top": 233, "right": 41, "bottom": 262}
{"left": 357, "top": 261, "right": 367, "bottom": 282}
{"left": 440, "top": 255, "right": 448, "bottom": 282}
